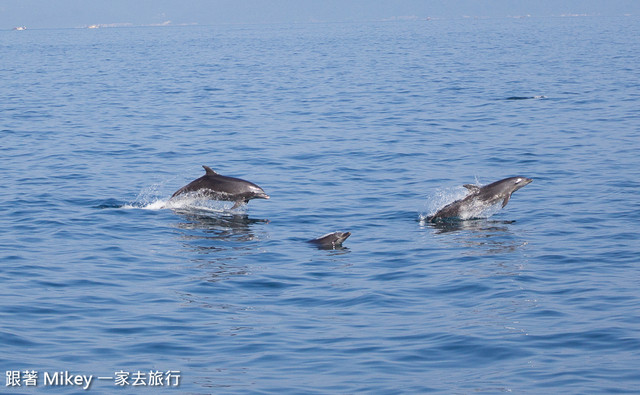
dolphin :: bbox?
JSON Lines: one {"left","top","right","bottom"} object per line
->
{"left": 505, "top": 96, "right": 546, "bottom": 100}
{"left": 308, "top": 231, "right": 351, "bottom": 249}
{"left": 429, "top": 176, "right": 532, "bottom": 222}
{"left": 171, "top": 165, "right": 269, "bottom": 209}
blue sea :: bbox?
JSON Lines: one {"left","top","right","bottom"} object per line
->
{"left": 1, "top": 16, "right": 639, "bottom": 394}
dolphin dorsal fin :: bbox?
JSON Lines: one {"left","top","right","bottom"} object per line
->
{"left": 202, "top": 165, "right": 218, "bottom": 176}
{"left": 463, "top": 184, "right": 480, "bottom": 193}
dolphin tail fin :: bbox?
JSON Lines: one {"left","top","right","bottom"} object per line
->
{"left": 463, "top": 184, "right": 480, "bottom": 193}
{"left": 203, "top": 165, "right": 218, "bottom": 176}
{"left": 502, "top": 194, "right": 510, "bottom": 208}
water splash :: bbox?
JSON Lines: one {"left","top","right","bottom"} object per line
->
{"left": 456, "top": 199, "right": 503, "bottom": 220}
{"left": 419, "top": 185, "right": 469, "bottom": 221}
{"left": 120, "top": 182, "right": 167, "bottom": 210}
{"left": 121, "top": 184, "right": 245, "bottom": 214}
{"left": 164, "top": 195, "right": 241, "bottom": 214}
{"left": 419, "top": 180, "right": 502, "bottom": 223}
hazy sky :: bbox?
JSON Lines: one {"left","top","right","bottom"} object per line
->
{"left": 1, "top": 0, "right": 639, "bottom": 29}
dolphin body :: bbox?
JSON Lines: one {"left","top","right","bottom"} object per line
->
{"left": 429, "top": 176, "right": 532, "bottom": 222}
{"left": 308, "top": 232, "right": 351, "bottom": 249}
{"left": 171, "top": 166, "right": 269, "bottom": 209}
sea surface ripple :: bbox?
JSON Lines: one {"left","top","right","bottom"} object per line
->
{"left": 1, "top": 17, "right": 639, "bottom": 394}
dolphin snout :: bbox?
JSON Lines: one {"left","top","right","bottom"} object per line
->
{"left": 515, "top": 177, "right": 533, "bottom": 186}
{"left": 516, "top": 177, "right": 532, "bottom": 191}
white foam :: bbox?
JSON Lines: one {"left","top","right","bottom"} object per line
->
{"left": 420, "top": 185, "right": 469, "bottom": 220}
{"left": 457, "top": 200, "right": 502, "bottom": 220}
{"left": 420, "top": 181, "right": 503, "bottom": 222}
{"left": 123, "top": 183, "right": 245, "bottom": 214}
{"left": 163, "top": 196, "right": 237, "bottom": 213}
{"left": 132, "top": 197, "right": 249, "bottom": 217}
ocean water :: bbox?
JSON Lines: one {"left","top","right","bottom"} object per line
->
{"left": 1, "top": 16, "right": 639, "bottom": 394}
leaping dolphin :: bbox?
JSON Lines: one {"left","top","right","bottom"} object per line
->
{"left": 429, "top": 176, "right": 532, "bottom": 222}
{"left": 308, "top": 231, "right": 351, "bottom": 249}
{"left": 171, "top": 165, "right": 269, "bottom": 209}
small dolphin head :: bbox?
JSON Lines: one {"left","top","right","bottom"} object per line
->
{"left": 248, "top": 185, "right": 270, "bottom": 200}
{"left": 309, "top": 231, "right": 351, "bottom": 249}
{"left": 510, "top": 176, "right": 533, "bottom": 192}
{"left": 331, "top": 231, "right": 351, "bottom": 245}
